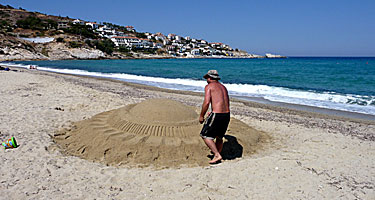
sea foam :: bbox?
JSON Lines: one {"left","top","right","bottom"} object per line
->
{"left": 2, "top": 62, "right": 374, "bottom": 116}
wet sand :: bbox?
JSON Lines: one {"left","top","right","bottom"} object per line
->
{"left": 0, "top": 68, "right": 374, "bottom": 199}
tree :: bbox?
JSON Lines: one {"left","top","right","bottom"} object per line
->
{"left": 0, "top": 4, "right": 14, "bottom": 9}
{"left": 0, "top": 20, "right": 8, "bottom": 28}
{"left": 135, "top": 32, "right": 147, "bottom": 39}
{"left": 65, "top": 24, "right": 97, "bottom": 39}
{"left": 118, "top": 46, "right": 130, "bottom": 53}
{"left": 56, "top": 37, "right": 64, "bottom": 42}
{"left": 92, "top": 39, "right": 115, "bottom": 55}
{"left": 46, "top": 19, "right": 57, "bottom": 29}
{"left": 69, "top": 41, "right": 83, "bottom": 48}
{"left": 16, "top": 16, "right": 43, "bottom": 30}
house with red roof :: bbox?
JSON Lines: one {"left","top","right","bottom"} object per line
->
{"left": 125, "top": 26, "right": 134, "bottom": 32}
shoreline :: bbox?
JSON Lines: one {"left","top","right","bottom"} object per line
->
{"left": 67, "top": 71, "right": 375, "bottom": 123}
{"left": 15, "top": 67, "right": 375, "bottom": 141}
{"left": 6, "top": 64, "right": 375, "bottom": 123}
{"left": 1, "top": 66, "right": 374, "bottom": 199}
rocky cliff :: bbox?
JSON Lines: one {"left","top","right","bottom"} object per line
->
{"left": 0, "top": 34, "right": 108, "bottom": 61}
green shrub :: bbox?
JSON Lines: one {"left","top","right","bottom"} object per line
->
{"left": 69, "top": 41, "right": 83, "bottom": 48}
{"left": 135, "top": 32, "right": 147, "bottom": 39}
{"left": 85, "top": 39, "right": 114, "bottom": 55}
{"left": 0, "top": 11, "right": 10, "bottom": 18}
{"left": 6, "top": 27, "right": 13, "bottom": 32}
{"left": 15, "top": 16, "right": 57, "bottom": 30}
{"left": 92, "top": 39, "right": 114, "bottom": 55}
{"left": 46, "top": 19, "right": 57, "bottom": 29}
{"left": 132, "top": 47, "right": 156, "bottom": 54}
{"left": 36, "top": 31, "right": 45, "bottom": 36}
{"left": 118, "top": 46, "right": 130, "bottom": 53}
{"left": 123, "top": 52, "right": 133, "bottom": 57}
{"left": 85, "top": 39, "right": 94, "bottom": 48}
{"left": 65, "top": 24, "right": 97, "bottom": 39}
{"left": 0, "top": 5, "right": 14, "bottom": 9}
{"left": 16, "top": 16, "right": 43, "bottom": 30}
{"left": 41, "top": 48, "right": 49, "bottom": 57}
{"left": 56, "top": 37, "right": 64, "bottom": 42}
{"left": 0, "top": 20, "right": 8, "bottom": 29}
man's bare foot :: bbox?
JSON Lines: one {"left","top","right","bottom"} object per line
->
{"left": 209, "top": 154, "right": 222, "bottom": 164}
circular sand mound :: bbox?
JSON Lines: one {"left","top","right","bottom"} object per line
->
{"left": 54, "top": 99, "right": 268, "bottom": 168}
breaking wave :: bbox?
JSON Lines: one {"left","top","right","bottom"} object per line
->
{"left": 2, "top": 62, "right": 374, "bottom": 116}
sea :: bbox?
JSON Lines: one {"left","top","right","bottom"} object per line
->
{"left": 3, "top": 57, "right": 375, "bottom": 118}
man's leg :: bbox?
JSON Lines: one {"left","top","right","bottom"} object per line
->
{"left": 203, "top": 138, "right": 222, "bottom": 164}
{"left": 215, "top": 137, "right": 223, "bottom": 153}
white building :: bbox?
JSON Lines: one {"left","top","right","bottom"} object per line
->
{"left": 209, "top": 42, "right": 229, "bottom": 49}
{"left": 167, "top": 33, "right": 176, "bottom": 40}
{"left": 155, "top": 35, "right": 167, "bottom": 42}
{"left": 85, "top": 22, "right": 99, "bottom": 29}
{"left": 139, "top": 39, "right": 153, "bottom": 48}
{"left": 73, "top": 19, "right": 85, "bottom": 25}
{"left": 96, "top": 25, "right": 116, "bottom": 37}
{"left": 57, "top": 20, "right": 69, "bottom": 29}
{"left": 111, "top": 36, "right": 141, "bottom": 47}
{"left": 191, "top": 49, "right": 200, "bottom": 56}
{"left": 153, "top": 43, "right": 163, "bottom": 48}
{"left": 111, "top": 36, "right": 154, "bottom": 48}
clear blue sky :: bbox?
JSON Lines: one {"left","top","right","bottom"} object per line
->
{"left": 1, "top": 0, "right": 374, "bottom": 56}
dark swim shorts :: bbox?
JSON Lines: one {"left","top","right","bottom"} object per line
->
{"left": 200, "top": 112, "right": 230, "bottom": 140}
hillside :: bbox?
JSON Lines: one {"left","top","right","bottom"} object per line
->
{"left": 0, "top": 4, "right": 265, "bottom": 61}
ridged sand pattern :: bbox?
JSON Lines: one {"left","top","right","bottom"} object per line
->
{"left": 54, "top": 99, "right": 268, "bottom": 168}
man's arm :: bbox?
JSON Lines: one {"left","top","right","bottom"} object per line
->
{"left": 199, "top": 85, "right": 211, "bottom": 124}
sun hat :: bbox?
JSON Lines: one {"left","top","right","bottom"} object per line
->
{"left": 203, "top": 70, "right": 220, "bottom": 80}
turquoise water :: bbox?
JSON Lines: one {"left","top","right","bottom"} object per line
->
{"left": 6, "top": 57, "right": 375, "bottom": 115}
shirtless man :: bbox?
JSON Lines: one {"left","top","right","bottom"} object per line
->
{"left": 199, "top": 70, "right": 230, "bottom": 164}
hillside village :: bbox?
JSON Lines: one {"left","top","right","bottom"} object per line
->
{"left": 0, "top": 4, "right": 284, "bottom": 61}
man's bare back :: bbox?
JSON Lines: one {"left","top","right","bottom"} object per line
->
{"left": 206, "top": 81, "right": 230, "bottom": 113}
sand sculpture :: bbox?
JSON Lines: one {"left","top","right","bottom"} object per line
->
{"left": 54, "top": 99, "right": 268, "bottom": 168}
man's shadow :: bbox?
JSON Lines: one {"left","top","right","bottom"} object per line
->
{"left": 208, "top": 135, "right": 243, "bottom": 160}
{"left": 221, "top": 135, "right": 243, "bottom": 160}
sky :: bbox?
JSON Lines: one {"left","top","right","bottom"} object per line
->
{"left": 1, "top": 0, "right": 374, "bottom": 56}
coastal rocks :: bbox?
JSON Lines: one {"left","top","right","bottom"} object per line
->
{"left": 0, "top": 33, "right": 107, "bottom": 61}
{"left": 0, "top": 34, "right": 49, "bottom": 61}
{"left": 39, "top": 42, "right": 105, "bottom": 60}
{"left": 45, "top": 43, "right": 106, "bottom": 60}
{"left": 0, "top": 37, "right": 107, "bottom": 61}
{"left": 0, "top": 46, "right": 48, "bottom": 61}
{"left": 44, "top": 46, "right": 71, "bottom": 60}
{"left": 70, "top": 48, "right": 105, "bottom": 59}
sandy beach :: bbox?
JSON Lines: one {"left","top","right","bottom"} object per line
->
{"left": 1, "top": 67, "right": 374, "bottom": 199}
